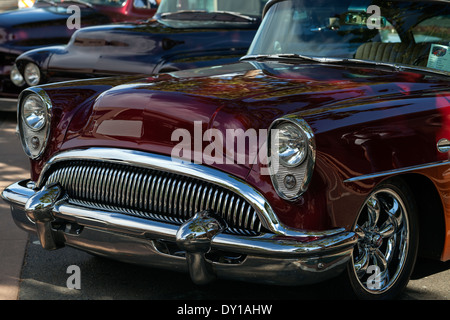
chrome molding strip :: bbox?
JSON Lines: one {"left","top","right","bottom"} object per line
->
{"left": 344, "top": 160, "right": 450, "bottom": 183}
{"left": 240, "top": 54, "right": 450, "bottom": 78}
{"left": 37, "top": 148, "right": 343, "bottom": 238}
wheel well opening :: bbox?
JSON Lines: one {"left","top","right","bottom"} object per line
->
{"left": 396, "top": 174, "right": 446, "bottom": 260}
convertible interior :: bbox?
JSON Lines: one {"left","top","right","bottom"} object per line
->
{"left": 354, "top": 42, "right": 433, "bottom": 67}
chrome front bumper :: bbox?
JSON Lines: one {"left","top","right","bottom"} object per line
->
{"left": 2, "top": 179, "right": 357, "bottom": 286}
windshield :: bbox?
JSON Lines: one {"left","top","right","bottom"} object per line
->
{"left": 35, "top": 0, "right": 127, "bottom": 7}
{"left": 248, "top": 0, "right": 450, "bottom": 73}
{"left": 157, "top": 0, "right": 267, "bottom": 17}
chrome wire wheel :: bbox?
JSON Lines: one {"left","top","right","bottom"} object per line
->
{"left": 348, "top": 180, "right": 419, "bottom": 299}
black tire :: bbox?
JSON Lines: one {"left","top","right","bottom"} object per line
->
{"left": 346, "top": 177, "right": 419, "bottom": 299}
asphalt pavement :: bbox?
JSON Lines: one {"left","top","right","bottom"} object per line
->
{"left": 0, "top": 112, "right": 449, "bottom": 300}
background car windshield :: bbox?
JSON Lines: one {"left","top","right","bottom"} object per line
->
{"left": 157, "top": 0, "right": 266, "bottom": 16}
{"left": 248, "top": 0, "right": 450, "bottom": 72}
{"left": 36, "top": 0, "right": 127, "bottom": 6}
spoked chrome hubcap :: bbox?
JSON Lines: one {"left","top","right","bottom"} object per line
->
{"left": 352, "top": 188, "right": 410, "bottom": 294}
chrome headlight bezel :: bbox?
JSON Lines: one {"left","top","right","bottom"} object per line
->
{"left": 268, "top": 116, "right": 316, "bottom": 201}
{"left": 18, "top": 87, "right": 52, "bottom": 160}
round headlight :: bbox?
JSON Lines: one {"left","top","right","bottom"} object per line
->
{"left": 22, "top": 94, "right": 47, "bottom": 131}
{"left": 19, "top": 88, "right": 52, "bottom": 160}
{"left": 18, "top": 87, "right": 52, "bottom": 159}
{"left": 268, "top": 117, "right": 315, "bottom": 201}
{"left": 10, "top": 64, "right": 25, "bottom": 87}
{"left": 24, "top": 63, "right": 41, "bottom": 86}
{"left": 276, "top": 122, "right": 307, "bottom": 167}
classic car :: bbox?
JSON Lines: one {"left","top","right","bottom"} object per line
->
{"left": 0, "top": 0, "right": 158, "bottom": 111}
{"left": 10, "top": 0, "right": 267, "bottom": 110}
{"left": 2, "top": 0, "right": 450, "bottom": 300}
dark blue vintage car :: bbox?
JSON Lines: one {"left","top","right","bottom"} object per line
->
{"left": 0, "top": 0, "right": 159, "bottom": 111}
{"left": 5, "top": 0, "right": 267, "bottom": 111}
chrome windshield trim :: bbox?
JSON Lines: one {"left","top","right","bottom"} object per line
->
{"left": 36, "top": 148, "right": 342, "bottom": 238}
{"left": 240, "top": 54, "right": 343, "bottom": 64}
{"left": 344, "top": 160, "right": 450, "bottom": 183}
{"left": 240, "top": 54, "right": 450, "bottom": 78}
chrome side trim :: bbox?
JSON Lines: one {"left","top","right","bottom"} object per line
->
{"left": 344, "top": 160, "right": 450, "bottom": 183}
{"left": 37, "top": 148, "right": 342, "bottom": 238}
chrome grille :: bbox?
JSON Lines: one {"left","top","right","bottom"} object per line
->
{"left": 44, "top": 160, "right": 264, "bottom": 235}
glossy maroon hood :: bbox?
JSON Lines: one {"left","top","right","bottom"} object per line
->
{"left": 59, "top": 60, "right": 448, "bottom": 180}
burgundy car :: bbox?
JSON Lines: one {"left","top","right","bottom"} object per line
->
{"left": 0, "top": 0, "right": 158, "bottom": 111}
{"left": 2, "top": 0, "right": 450, "bottom": 299}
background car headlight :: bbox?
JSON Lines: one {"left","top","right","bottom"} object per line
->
{"left": 10, "top": 64, "right": 25, "bottom": 87}
{"left": 19, "top": 88, "right": 52, "bottom": 159}
{"left": 24, "top": 63, "right": 41, "bottom": 86}
{"left": 268, "top": 117, "right": 315, "bottom": 201}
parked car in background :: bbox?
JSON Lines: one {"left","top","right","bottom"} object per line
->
{"left": 10, "top": 0, "right": 267, "bottom": 111}
{"left": 2, "top": 0, "right": 450, "bottom": 300}
{"left": 0, "top": 0, "right": 158, "bottom": 111}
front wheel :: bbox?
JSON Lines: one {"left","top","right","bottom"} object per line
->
{"left": 346, "top": 179, "right": 419, "bottom": 299}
